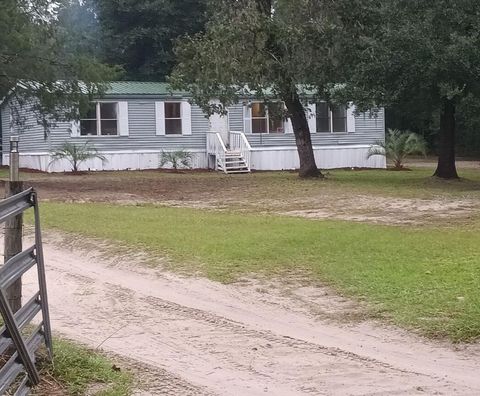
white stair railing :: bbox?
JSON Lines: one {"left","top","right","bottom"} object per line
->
{"left": 229, "top": 131, "right": 252, "bottom": 171}
{"left": 206, "top": 132, "right": 228, "bottom": 172}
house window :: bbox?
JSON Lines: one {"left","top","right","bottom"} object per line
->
{"left": 80, "top": 102, "right": 118, "bottom": 136}
{"left": 251, "top": 103, "right": 267, "bottom": 133}
{"left": 250, "top": 102, "right": 284, "bottom": 134}
{"left": 268, "top": 102, "right": 285, "bottom": 133}
{"left": 165, "top": 102, "right": 182, "bottom": 135}
{"left": 316, "top": 103, "right": 347, "bottom": 133}
{"left": 332, "top": 106, "right": 347, "bottom": 132}
{"left": 316, "top": 103, "right": 330, "bottom": 132}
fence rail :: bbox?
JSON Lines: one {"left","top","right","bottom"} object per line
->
{"left": 0, "top": 187, "right": 52, "bottom": 395}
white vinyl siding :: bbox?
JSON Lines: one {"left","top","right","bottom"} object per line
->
{"left": 2, "top": 95, "right": 379, "bottom": 163}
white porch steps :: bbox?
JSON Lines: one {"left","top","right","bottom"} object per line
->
{"left": 217, "top": 150, "right": 250, "bottom": 174}
{"left": 207, "top": 131, "right": 252, "bottom": 174}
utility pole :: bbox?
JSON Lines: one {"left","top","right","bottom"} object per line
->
{"left": 4, "top": 136, "right": 23, "bottom": 313}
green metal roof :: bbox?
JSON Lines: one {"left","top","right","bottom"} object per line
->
{"left": 105, "top": 81, "right": 188, "bottom": 96}
{"left": 105, "top": 81, "right": 319, "bottom": 98}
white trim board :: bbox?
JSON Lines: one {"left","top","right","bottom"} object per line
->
{"left": 8, "top": 148, "right": 208, "bottom": 156}
{"left": 250, "top": 144, "right": 374, "bottom": 152}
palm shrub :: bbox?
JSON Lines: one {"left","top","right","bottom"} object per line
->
{"left": 49, "top": 142, "right": 107, "bottom": 172}
{"left": 159, "top": 150, "right": 195, "bottom": 170}
{"left": 368, "top": 129, "right": 427, "bottom": 169}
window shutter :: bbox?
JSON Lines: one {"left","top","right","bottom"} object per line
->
{"left": 307, "top": 103, "right": 316, "bottom": 134}
{"left": 9, "top": 111, "right": 13, "bottom": 134}
{"left": 284, "top": 118, "right": 293, "bottom": 133}
{"left": 118, "top": 102, "right": 129, "bottom": 136}
{"left": 155, "top": 102, "right": 165, "bottom": 135}
{"left": 347, "top": 103, "right": 356, "bottom": 133}
{"left": 181, "top": 101, "right": 192, "bottom": 135}
{"left": 70, "top": 120, "right": 80, "bottom": 137}
{"left": 243, "top": 104, "right": 252, "bottom": 133}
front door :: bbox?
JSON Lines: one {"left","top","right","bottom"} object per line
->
{"left": 209, "top": 108, "right": 230, "bottom": 147}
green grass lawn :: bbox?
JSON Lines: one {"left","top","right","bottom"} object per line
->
{"left": 325, "top": 167, "right": 480, "bottom": 198}
{"left": 37, "top": 202, "right": 480, "bottom": 342}
{"left": 40, "top": 339, "right": 132, "bottom": 395}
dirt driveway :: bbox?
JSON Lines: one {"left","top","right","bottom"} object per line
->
{"left": 24, "top": 233, "right": 480, "bottom": 395}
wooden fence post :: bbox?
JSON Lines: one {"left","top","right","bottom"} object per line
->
{"left": 4, "top": 136, "right": 23, "bottom": 313}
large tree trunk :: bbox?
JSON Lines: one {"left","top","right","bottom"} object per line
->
{"left": 254, "top": 0, "right": 319, "bottom": 178}
{"left": 434, "top": 98, "right": 458, "bottom": 179}
{"left": 283, "top": 92, "right": 322, "bottom": 178}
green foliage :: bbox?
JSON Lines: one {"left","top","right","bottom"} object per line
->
{"left": 342, "top": 1, "right": 480, "bottom": 176}
{"left": 170, "top": 0, "right": 370, "bottom": 176}
{"left": 456, "top": 94, "right": 480, "bottom": 156}
{"left": 93, "top": 0, "right": 208, "bottom": 81}
{"left": 49, "top": 339, "right": 132, "bottom": 395}
{"left": 344, "top": 1, "right": 480, "bottom": 108}
{"left": 38, "top": 199, "right": 480, "bottom": 342}
{"left": 57, "top": 0, "right": 104, "bottom": 59}
{"left": 159, "top": 150, "right": 194, "bottom": 170}
{"left": 0, "top": 0, "right": 116, "bottom": 136}
{"left": 50, "top": 142, "right": 107, "bottom": 172}
{"left": 368, "top": 129, "right": 427, "bottom": 169}
{"left": 170, "top": 0, "right": 359, "bottom": 113}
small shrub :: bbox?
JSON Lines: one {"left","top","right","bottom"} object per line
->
{"left": 368, "top": 129, "right": 427, "bottom": 169}
{"left": 49, "top": 142, "right": 107, "bottom": 172}
{"left": 159, "top": 150, "right": 194, "bottom": 170}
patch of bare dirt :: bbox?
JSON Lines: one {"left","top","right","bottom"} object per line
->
{"left": 6, "top": 168, "right": 477, "bottom": 226}
{"left": 21, "top": 232, "right": 480, "bottom": 395}
{"left": 3, "top": 165, "right": 479, "bottom": 226}
{"left": 405, "top": 159, "right": 480, "bottom": 169}
{"left": 282, "top": 195, "right": 478, "bottom": 225}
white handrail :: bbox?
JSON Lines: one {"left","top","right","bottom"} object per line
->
{"left": 206, "top": 132, "right": 228, "bottom": 172}
{"left": 229, "top": 131, "right": 252, "bottom": 171}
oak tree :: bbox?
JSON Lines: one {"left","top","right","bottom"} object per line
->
{"left": 1, "top": 0, "right": 113, "bottom": 134}
{"left": 171, "top": 0, "right": 361, "bottom": 178}
{"left": 345, "top": 0, "right": 480, "bottom": 179}
{"left": 93, "top": 0, "right": 208, "bottom": 81}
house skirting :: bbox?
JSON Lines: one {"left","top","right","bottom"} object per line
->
{"left": 250, "top": 145, "right": 386, "bottom": 170}
{"left": 2, "top": 145, "right": 385, "bottom": 172}
{"left": 2, "top": 150, "right": 209, "bottom": 173}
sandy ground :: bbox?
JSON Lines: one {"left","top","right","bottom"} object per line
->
{"left": 4, "top": 161, "right": 478, "bottom": 226}
{"left": 405, "top": 159, "right": 480, "bottom": 169}
{"left": 21, "top": 234, "right": 480, "bottom": 396}
{"left": 281, "top": 195, "right": 478, "bottom": 225}
{"left": 11, "top": 168, "right": 479, "bottom": 226}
